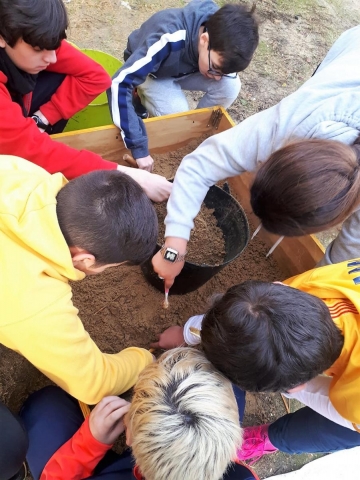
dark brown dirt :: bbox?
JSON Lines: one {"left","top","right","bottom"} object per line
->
{"left": 155, "top": 202, "right": 225, "bottom": 265}
{"left": 152, "top": 134, "right": 209, "bottom": 179}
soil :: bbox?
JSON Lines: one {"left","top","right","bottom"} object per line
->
{"left": 156, "top": 202, "right": 226, "bottom": 265}
{"left": 152, "top": 134, "right": 209, "bottom": 179}
{"left": 3, "top": 0, "right": 360, "bottom": 479}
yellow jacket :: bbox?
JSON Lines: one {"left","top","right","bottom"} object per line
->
{"left": 285, "top": 260, "right": 360, "bottom": 425}
{"left": 0, "top": 156, "right": 152, "bottom": 404}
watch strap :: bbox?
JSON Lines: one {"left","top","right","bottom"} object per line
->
{"left": 31, "top": 114, "right": 52, "bottom": 132}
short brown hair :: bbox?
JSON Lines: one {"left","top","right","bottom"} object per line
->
{"left": 56, "top": 170, "right": 158, "bottom": 266}
{"left": 250, "top": 138, "right": 360, "bottom": 236}
{"left": 0, "top": 0, "right": 67, "bottom": 49}
{"left": 201, "top": 281, "right": 344, "bottom": 392}
{"left": 206, "top": 3, "right": 259, "bottom": 74}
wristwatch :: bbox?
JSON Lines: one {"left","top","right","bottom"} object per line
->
{"left": 160, "top": 244, "right": 187, "bottom": 263}
{"left": 31, "top": 114, "right": 50, "bottom": 131}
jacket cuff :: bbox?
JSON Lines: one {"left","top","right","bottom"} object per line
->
{"left": 40, "top": 103, "right": 63, "bottom": 125}
{"left": 131, "top": 144, "right": 150, "bottom": 160}
{"left": 183, "top": 315, "right": 204, "bottom": 346}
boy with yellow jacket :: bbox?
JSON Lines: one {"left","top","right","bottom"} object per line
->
{"left": 0, "top": 155, "right": 157, "bottom": 480}
{"left": 153, "top": 260, "right": 360, "bottom": 460}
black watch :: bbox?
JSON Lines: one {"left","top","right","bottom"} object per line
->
{"left": 31, "top": 114, "right": 51, "bottom": 131}
{"left": 160, "top": 244, "right": 187, "bottom": 263}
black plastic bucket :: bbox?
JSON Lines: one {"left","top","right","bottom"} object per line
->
{"left": 141, "top": 184, "right": 250, "bottom": 295}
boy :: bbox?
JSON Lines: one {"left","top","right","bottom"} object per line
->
{"left": 21, "top": 348, "right": 258, "bottom": 480}
{"left": 109, "top": 0, "right": 258, "bottom": 171}
{"left": 152, "top": 260, "right": 360, "bottom": 460}
{"left": 0, "top": 155, "right": 158, "bottom": 479}
{"left": 0, "top": 0, "right": 171, "bottom": 201}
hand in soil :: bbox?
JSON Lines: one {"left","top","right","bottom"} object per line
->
{"left": 152, "top": 237, "right": 188, "bottom": 289}
{"left": 150, "top": 325, "right": 185, "bottom": 350}
{"left": 136, "top": 154, "right": 154, "bottom": 172}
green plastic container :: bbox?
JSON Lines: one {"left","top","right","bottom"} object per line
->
{"left": 64, "top": 49, "right": 122, "bottom": 132}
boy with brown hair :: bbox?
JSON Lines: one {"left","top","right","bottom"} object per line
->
{"left": 110, "top": 0, "right": 258, "bottom": 171}
{"left": 0, "top": 0, "right": 171, "bottom": 201}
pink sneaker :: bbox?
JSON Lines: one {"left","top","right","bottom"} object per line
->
{"left": 237, "top": 424, "right": 278, "bottom": 464}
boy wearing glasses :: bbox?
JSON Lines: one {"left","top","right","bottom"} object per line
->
{"left": 109, "top": 0, "right": 258, "bottom": 172}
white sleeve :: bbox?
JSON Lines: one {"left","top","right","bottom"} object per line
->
{"left": 285, "top": 376, "right": 358, "bottom": 431}
{"left": 164, "top": 106, "right": 280, "bottom": 240}
{"left": 183, "top": 314, "right": 204, "bottom": 346}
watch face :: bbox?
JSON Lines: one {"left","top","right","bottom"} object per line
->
{"left": 164, "top": 248, "right": 178, "bottom": 263}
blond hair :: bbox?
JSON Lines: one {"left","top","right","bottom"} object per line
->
{"left": 128, "top": 348, "right": 242, "bottom": 480}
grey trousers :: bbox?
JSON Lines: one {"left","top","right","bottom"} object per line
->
{"left": 138, "top": 72, "right": 241, "bottom": 116}
{"left": 318, "top": 206, "right": 360, "bottom": 266}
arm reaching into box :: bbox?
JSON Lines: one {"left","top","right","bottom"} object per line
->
{"left": 117, "top": 164, "right": 172, "bottom": 202}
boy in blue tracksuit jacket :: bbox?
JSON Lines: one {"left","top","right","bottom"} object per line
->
{"left": 109, "top": 0, "right": 258, "bottom": 171}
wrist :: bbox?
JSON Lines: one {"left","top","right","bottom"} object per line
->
{"left": 164, "top": 237, "right": 188, "bottom": 255}
{"left": 35, "top": 110, "right": 49, "bottom": 125}
{"left": 31, "top": 110, "right": 50, "bottom": 132}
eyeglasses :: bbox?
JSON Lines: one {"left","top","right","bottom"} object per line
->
{"left": 207, "top": 43, "right": 237, "bottom": 79}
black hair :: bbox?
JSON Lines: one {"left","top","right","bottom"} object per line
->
{"left": 206, "top": 3, "right": 259, "bottom": 74}
{"left": 0, "top": 0, "right": 68, "bottom": 50}
{"left": 56, "top": 170, "right": 158, "bottom": 266}
{"left": 201, "top": 281, "right": 344, "bottom": 392}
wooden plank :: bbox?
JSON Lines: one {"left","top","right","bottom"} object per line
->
{"left": 228, "top": 172, "right": 325, "bottom": 277}
{"left": 53, "top": 108, "right": 324, "bottom": 276}
{"left": 52, "top": 107, "right": 226, "bottom": 163}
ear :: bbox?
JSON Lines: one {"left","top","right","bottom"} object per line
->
{"left": 0, "top": 36, "right": 6, "bottom": 48}
{"left": 199, "top": 31, "right": 209, "bottom": 49}
{"left": 70, "top": 247, "right": 96, "bottom": 270}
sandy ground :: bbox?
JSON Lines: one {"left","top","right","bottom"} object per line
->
{"left": 3, "top": 0, "right": 360, "bottom": 479}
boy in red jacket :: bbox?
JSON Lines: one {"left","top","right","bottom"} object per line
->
{"left": 21, "top": 348, "right": 258, "bottom": 480}
{"left": 0, "top": 0, "right": 171, "bottom": 200}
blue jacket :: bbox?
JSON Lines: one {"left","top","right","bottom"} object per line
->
{"left": 109, "top": 0, "right": 218, "bottom": 159}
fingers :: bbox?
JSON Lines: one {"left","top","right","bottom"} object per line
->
{"left": 150, "top": 333, "right": 161, "bottom": 350}
{"left": 165, "top": 278, "right": 174, "bottom": 290}
{"left": 108, "top": 402, "right": 131, "bottom": 425}
{"left": 95, "top": 396, "right": 129, "bottom": 416}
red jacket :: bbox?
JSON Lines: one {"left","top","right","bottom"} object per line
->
{"left": 40, "top": 418, "right": 142, "bottom": 480}
{"left": 0, "top": 40, "right": 117, "bottom": 179}
{"left": 40, "top": 417, "right": 258, "bottom": 480}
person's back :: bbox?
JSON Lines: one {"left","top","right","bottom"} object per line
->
{"left": 0, "top": 155, "right": 158, "bottom": 404}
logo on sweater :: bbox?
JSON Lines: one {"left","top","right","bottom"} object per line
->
{"left": 347, "top": 260, "right": 360, "bottom": 285}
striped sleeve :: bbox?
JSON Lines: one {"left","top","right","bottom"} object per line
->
{"left": 109, "top": 30, "right": 186, "bottom": 159}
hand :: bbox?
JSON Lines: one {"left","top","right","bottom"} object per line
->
{"left": 150, "top": 325, "right": 185, "bottom": 349}
{"left": 89, "top": 396, "right": 130, "bottom": 445}
{"left": 152, "top": 237, "right": 188, "bottom": 290}
{"left": 117, "top": 165, "right": 172, "bottom": 202}
{"left": 136, "top": 155, "right": 154, "bottom": 172}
